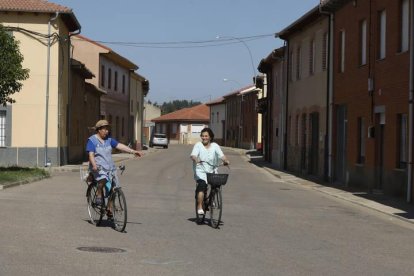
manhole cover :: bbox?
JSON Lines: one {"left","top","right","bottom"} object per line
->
{"left": 77, "top": 247, "right": 126, "bottom": 253}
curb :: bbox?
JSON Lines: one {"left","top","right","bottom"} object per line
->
{"left": 0, "top": 174, "right": 50, "bottom": 190}
{"left": 260, "top": 166, "right": 414, "bottom": 225}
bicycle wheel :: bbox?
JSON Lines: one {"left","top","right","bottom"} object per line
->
{"left": 111, "top": 188, "right": 127, "bottom": 232}
{"left": 86, "top": 183, "right": 104, "bottom": 225}
{"left": 209, "top": 187, "right": 222, "bottom": 228}
{"left": 195, "top": 194, "right": 206, "bottom": 224}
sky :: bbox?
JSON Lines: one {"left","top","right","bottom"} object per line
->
{"left": 52, "top": 0, "right": 319, "bottom": 104}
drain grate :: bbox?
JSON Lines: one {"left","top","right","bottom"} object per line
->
{"left": 77, "top": 247, "right": 126, "bottom": 253}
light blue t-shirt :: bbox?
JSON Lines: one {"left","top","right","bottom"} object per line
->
{"left": 191, "top": 142, "right": 224, "bottom": 182}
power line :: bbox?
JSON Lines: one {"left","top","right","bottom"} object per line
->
{"left": 71, "top": 33, "right": 275, "bottom": 49}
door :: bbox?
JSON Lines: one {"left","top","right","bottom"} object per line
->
{"left": 309, "top": 112, "right": 319, "bottom": 175}
{"left": 374, "top": 112, "right": 385, "bottom": 190}
{"left": 336, "top": 105, "right": 347, "bottom": 184}
{"left": 300, "top": 114, "right": 307, "bottom": 171}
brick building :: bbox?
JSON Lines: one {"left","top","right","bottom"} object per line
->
{"left": 321, "top": 0, "right": 411, "bottom": 198}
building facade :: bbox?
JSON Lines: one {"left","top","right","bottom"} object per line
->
{"left": 207, "top": 98, "right": 226, "bottom": 145}
{"left": 71, "top": 35, "right": 138, "bottom": 145}
{"left": 0, "top": 1, "right": 81, "bottom": 166}
{"left": 321, "top": 0, "right": 412, "bottom": 198}
{"left": 258, "top": 47, "right": 287, "bottom": 169}
{"left": 278, "top": 7, "right": 329, "bottom": 179}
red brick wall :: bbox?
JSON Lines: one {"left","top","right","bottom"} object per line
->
{"left": 333, "top": 0, "right": 409, "bottom": 195}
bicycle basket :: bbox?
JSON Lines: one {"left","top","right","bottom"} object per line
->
{"left": 206, "top": 173, "right": 229, "bottom": 187}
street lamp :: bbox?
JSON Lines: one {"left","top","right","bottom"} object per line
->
{"left": 216, "top": 35, "right": 257, "bottom": 85}
{"left": 223, "top": 78, "right": 242, "bottom": 88}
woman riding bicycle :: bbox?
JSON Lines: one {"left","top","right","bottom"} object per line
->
{"left": 86, "top": 120, "right": 142, "bottom": 217}
{"left": 190, "top": 128, "right": 229, "bottom": 216}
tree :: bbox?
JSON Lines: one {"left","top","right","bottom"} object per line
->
{"left": 161, "top": 99, "right": 201, "bottom": 115}
{"left": 0, "top": 24, "right": 29, "bottom": 106}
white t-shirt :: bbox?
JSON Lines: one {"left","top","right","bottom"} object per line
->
{"left": 191, "top": 142, "right": 224, "bottom": 182}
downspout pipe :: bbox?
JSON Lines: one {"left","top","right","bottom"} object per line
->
{"left": 44, "top": 12, "right": 59, "bottom": 167}
{"left": 319, "top": 5, "right": 334, "bottom": 183}
{"left": 283, "top": 40, "right": 289, "bottom": 170}
{"left": 407, "top": 0, "right": 414, "bottom": 202}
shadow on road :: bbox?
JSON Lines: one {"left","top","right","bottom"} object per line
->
{"left": 247, "top": 152, "right": 414, "bottom": 223}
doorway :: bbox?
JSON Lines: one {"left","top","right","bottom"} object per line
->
{"left": 309, "top": 112, "right": 319, "bottom": 175}
{"left": 336, "top": 105, "right": 347, "bottom": 184}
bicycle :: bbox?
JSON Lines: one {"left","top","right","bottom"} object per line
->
{"left": 81, "top": 165, "right": 128, "bottom": 232}
{"left": 195, "top": 161, "right": 230, "bottom": 228}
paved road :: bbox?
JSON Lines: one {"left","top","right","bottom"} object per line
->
{"left": 1, "top": 144, "right": 414, "bottom": 275}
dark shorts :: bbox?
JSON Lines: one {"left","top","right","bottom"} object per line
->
{"left": 195, "top": 179, "right": 208, "bottom": 195}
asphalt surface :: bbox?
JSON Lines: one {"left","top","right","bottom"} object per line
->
{"left": 1, "top": 144, "right": 414, "bottom": 275}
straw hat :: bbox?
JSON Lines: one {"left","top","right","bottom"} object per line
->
{"left": 94, "top": 119, "right": 110, "bottom": 130}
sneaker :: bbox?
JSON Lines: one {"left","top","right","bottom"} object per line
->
{"left": 197, "top": 209, "right": 204, "bottom": 215}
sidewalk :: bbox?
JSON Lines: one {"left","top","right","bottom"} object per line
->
{"left": 245, "top": 151, "right": 414, "bottom": 225}
{"left": 0, "top": 147, "right": 160, "bottom": 190}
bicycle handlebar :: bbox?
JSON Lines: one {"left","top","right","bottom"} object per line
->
{"left": 199, "top": 160, "right": 230, "bottom": 168}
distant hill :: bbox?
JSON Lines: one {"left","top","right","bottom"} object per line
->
{"left": 148, "top": 100, "right": 202, "bottom": 115}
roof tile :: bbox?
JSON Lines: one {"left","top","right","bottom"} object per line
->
{"left": 0, "top": 0, "right": 72, "bottom": 13}
{"left": 152, "top": 104, "right": 209, "bottom": 122}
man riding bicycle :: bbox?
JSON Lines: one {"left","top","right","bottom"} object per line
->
{"left": 86, "top": 120, "right": 142, "bottom": 217}
{"left": 190, "top": 128, "right": 229, "bottom": 216}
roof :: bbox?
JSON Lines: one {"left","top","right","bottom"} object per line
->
{"left": 258, "top": 46, "right": 285, "bottom": 73}
{"left": 319, "top": 0, "right": 350, "bottom": 12}
{"left": 223, "top": 84, "right": 256, "bottom": 99}
{"left": 152, "top": 104, "right": 209, "bottom": 122}
{"left": 0, "top": 0, "right": 81, "bottom": 32}
{"left": 276, "top": 5, "right": 323, "bottom": 40}
{"left": 74, "top": 34, "right": 138, "bottom": 70}
{"left": 71, "top": 58, "right": 94, "bottom": 79}
{"left": 206, "top": 97, "right": 225, "bottom": 106}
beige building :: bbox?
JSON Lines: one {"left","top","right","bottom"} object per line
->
{"left": 0, "top": 1, "right": 81, "bottom": 166}
{"left": 206, "top": 97, "right": 226, "bottom": 145}
{"left": 277, "top": 6, "right": 329, "bottom": 178}
{"left": 130, "top": 72, "right": 149, "bottom": 150}
{"left": 143, "top": 103, "right": 161, "bottom": 145}
{"left": 258, "top": 47, "right": 287, "bottom": 169}
{"left": 71, "top": 35, "right": 138, "bottom": 145}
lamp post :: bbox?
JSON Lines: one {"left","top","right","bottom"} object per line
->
{"left": 216, "top": 35, "right": 257, "bottom": 85}
{"left": 223, "top": 78, "right": 242, "bottom": 89}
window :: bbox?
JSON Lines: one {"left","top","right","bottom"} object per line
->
{"left": 296, "top": 47, "right": 302, "bottom": 80}
{"left": 217, "top": 112, "right": 219, "bottom": 123}
{"left": 400, "top": 0, "right": 409, "bottom": 52}
{"left": 309, "top": 39, "right": 315, "bottom": 75}
{"left": 114, "top": 71, "right": 118, "bottom": 91}
{"left": 211, "top": 112, "right": 214, "bottom": 124}
{"left": 130, "top": 100, "right": 133, "bottom": 112}
{"left": 339, "top": 30, "right": 346, "bottom": 72}
{"left": 0, "top": 110, "right": 6, "bottom": 147}
{"left": 357, "top": 117, "right": 366, "bottom": 163}
{"left": 360, "top": 19, "right": 367, "bottom": 65}
{"left": 122, "top": 75, "right": 126, "bottom": 94}
{"left": 378, "top": 10, "right": 386, "bottom": 59}
{"left": 108, "top": 68, "right": 112, "bottom": 89}
{"left": 322, "top": 32, "right": 328, "bottom": 71}
{"left": 101, "top": 65, "right": 105, "bottom": 87}
{"left": 397, "top": 114, "right": 408, "bottom": 169}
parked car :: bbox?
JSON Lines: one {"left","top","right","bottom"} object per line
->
{"left": 149, "top": 133, "right": 168, "bottom": 148}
